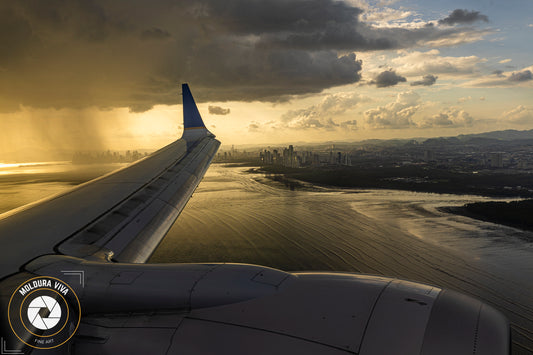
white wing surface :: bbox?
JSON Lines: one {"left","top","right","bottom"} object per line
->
{"left": 0, "top": 83, "right": 219, "bottom": 279}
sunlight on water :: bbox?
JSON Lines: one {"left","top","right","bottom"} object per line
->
{"left": 0, "top": 162, "right": 123, "bottom": 214}
{"left": 0, "top": 161, "right": 72, "bottom": 175}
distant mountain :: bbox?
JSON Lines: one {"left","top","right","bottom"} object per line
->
{"left": 458, "top": 129, "right": 533, "bottom": 141}
{"left": 224, "top": 129, "right": 533, "bottom": 152}
{"left": 461, "top": 137, "right": 502, "bottom": 145}
{"left": 422, "top": 137, "right": 462, "bottom": 146}
{"left": 419, "top": 129, "right": 533, "bottom": 147}
{"left": 354, "top": 129, "right": 533, "bottom": 148}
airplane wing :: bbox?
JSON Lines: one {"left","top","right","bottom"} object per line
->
{"left": 0, "top": 83, "right": 220, "bottom": 277}
{"left": 0, "top": 84, "right": 509, "bottom": 354}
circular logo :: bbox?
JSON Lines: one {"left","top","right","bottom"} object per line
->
{"left": 7, "top": 276, "right": 81, "bottom": 350}
{"left": 27, "top": 295, "right": 62, "bottom": 330}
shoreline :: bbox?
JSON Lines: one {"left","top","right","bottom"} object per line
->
{"left": 440, "top": 203, "right": 533, "bottom": 236}
{"left": 245, "top": 165, "right": 533, "bottom": 234}
{"left": 246, "top": 165, "right": 531, "bottom": 198}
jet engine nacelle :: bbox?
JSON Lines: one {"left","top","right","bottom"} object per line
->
{"left": 13, "top": 255, "right": 509, "bottom": 354}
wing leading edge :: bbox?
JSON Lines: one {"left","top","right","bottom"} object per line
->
{"left": 0, "top": 84, "right": 220, "bottom": 278}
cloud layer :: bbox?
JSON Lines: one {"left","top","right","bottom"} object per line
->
{"left": 464, "top": 66, "right": 533, "bottom": 87}
{"left": 391, "top": 50, "right": 485, "bottom": 77}
{"left": 0, "top": 0, "right": 491, "bottom": 112}
{"left": 280, "top": 92, "right": 368, "bottom": 130}
{"left": 508, "top": 70, "right": 533, "bottom": 82}
{"left": 438, "top": 9, "right": 489, "bottom": 26}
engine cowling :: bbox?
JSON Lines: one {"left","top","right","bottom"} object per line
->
{"left": 0, "top": 255, "right": 509, "bottom": 354}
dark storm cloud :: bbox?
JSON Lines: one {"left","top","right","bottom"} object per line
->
{"left": 508, "top": 70, "right": 533, "bottom": 82}
{"left": 141, "top": 27, "right": 172, "bottom": 40}
{"left": 371, "top": 70, "right": 406, "bottom": 88}
{"left": 208, "top": 105, "right": 230, "bottom": 115}
{"left": 410, "top": 74, "right": 437, "bottom": 86}
{"left": 205, "top": 0, "right": 362, "bottom": 35}
{"left": 438, "top": 9, "right": 489, "bottom": 26}
{"left": 0, "top": 0, "right": 491, "bottom": 111}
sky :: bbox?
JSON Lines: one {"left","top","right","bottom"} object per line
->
{"left": 1, "top": 0, "right": 533, "bottom": 159}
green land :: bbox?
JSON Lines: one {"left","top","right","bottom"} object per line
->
{"left": 443, "top": 200, "right": 533, "bottom": 233}
{"left": 254, "top": 165, "right": 533, "bottom": 197}
{"left": 251, "top": 164, "right": 533, "bottom": 232}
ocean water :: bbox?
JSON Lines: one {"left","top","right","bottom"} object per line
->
{"left": 0, "top": 161, "right": 124, "bottom": 214}
{"left": 153, "top": 164, "right": 533, "bottom": 353}
{"left": 1, "top": 162, "right": 532, "bottom": 352}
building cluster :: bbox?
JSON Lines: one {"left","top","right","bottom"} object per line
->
{"left": 72, "top": 150, "right": 147, "bottom": 164}
{"left": 421, "top": 149, "right": 505, "bottom": 168}
{"left": 350, "top": 141, "right": 532, "bottom": 172}
{"left": 489, "top": 152, "right": 504, "bottom": 168}
{"left": 259, "top": 145, "right": 351, "bottom": 168}
{"left": 214, "top": 145, "right": 256, "bottom": 162}
{"left": 214, "top": 135, "right": 533, "bottom": 175}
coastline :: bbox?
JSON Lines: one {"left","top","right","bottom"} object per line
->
{"left": 440, "top": 203, "right": 533, "bottom": 236}
{"left": 246, "top": 164, "right": 533, "bottom": 234}
{"left": 248, "top": 165, "right": 533, "bottom": 197}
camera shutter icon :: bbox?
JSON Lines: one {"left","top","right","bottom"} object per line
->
{"left": 27, "top": 296, "right": 62, "bottom": 330}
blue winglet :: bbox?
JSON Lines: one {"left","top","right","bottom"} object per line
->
{"left": 182, "top": 83, "right": 205, "bottom": 129}
{"left": 181, "top": 84, "right": 212, "bottom": 140}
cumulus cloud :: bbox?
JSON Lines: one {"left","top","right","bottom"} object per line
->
{"left": 208, "top": 105, "right": 230, "bottom": 115}
{"left": 503, "top": 105, "right": 533, "bottom": 123}
{"left": 314, "top": 92, "right": 370, "bottom": 114}
{"left": 371, "top": 70, "right": 407, "bottom": 87}
{"left": 410, "top": 74, "right": 437, "bottom": 86}
{"left": 499, "top": 58, "right": 512, "bottom": 64}
{"left": 421, "top": 108, "right": 473, "bottom": 127}
{"left": 376, "top": 0, "right": 400, "bottom": 5}
{"left": 438, "top": 9, "right": 489, "bottom": 26}
{"left": 362, "top": 7, "right": 412, "bottom": 25}
{"left": 0, "top": 0, "right": 494, "bottom": 112}
{"left": 280, "top": 92, "right": 368, "bottom": 130}
{"left": 365, "top": 91, "right": 420, "bottom": 128}
{"left": 508, "top": 70, "right": 533, "bottom": 82}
